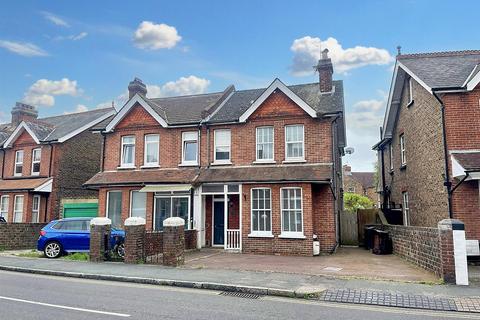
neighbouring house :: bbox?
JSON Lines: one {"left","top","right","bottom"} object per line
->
{"left": 374, "top": 49, "right": 480, "bottom": 241}
{"left": 342, "top": 164, "right": 377, "bottom": 206}
{"left": 0, "top": 103, "right": 115, "bottom": 223}
{"left": 84, "top": 50, "right": 346, "bottom": 256}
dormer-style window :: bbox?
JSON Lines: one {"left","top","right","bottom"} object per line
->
{"left": 400, "top": 134, "right": 406, "bottom": 166}
{"left": 256, "top": 127, "right": 274, "bottom": 162}
{"left": 14, "top": 150, "right": 24, "bottom": 176}
{"left": 285, "top": 125, "right": 304, "bottom": 161}
{"left": 214, "top": 129, "right": 231, "bottom": 164}
{"left": 121, "top": 136, "right": 136, "bottom": 167}
{"left": 31, "top": 148, "right": 41, "bottom": 175}
{"left": 144, "top": 134, "right": 159, "bottom": 167}
{"left": 182, "top": 131, "right": 198, "bottom": 165}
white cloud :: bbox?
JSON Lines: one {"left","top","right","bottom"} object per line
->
{"left": 23, "top": 78, "right": 82, "bottom": 107}
{"left": 133, "top": 21, "right": 181, "bottom": 50}
{"left": 0, "top": 40, "right": 48, "bottom": 57}
{"left": 0, "top": 110, "right": 8, "bottom": 124}
{"left": 348, "top": 98, "right": 386, "bottom": 137}
{"left": 54, "top": 32, "right": 88, "bottom": 41}
{"left": 64, "top": 104, "right": 88, "bottom": 114}
{"left": 41, "top": 11, "right": 69, "bottom": 27}
{"left": 290, "top": 36, "right": 393, "bottom": 75}
{"left": 146, "top": 76, "right": 210, "bottom": 98}
{"left": 353, "top": 99, "right": 385, "bottom": 112}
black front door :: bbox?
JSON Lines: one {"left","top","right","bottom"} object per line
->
{"left": 213, "top": 200, "right": 224, "bottom": 245}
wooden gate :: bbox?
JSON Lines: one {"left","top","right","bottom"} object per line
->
{"left": 340, "top": 211, "right": 358, "bottom": 245}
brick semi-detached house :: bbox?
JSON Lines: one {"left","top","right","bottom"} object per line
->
{"left": 374, "top": 50, "right": 480, "bottom": 241}
{"left": 343, "top": 165, "right": 377, "bottom": 206}
{"left": 0, "top": 103, "right": 115, "bottom": 223}
{"left": 85, "top": 50, "right": 346, "bottom": 256}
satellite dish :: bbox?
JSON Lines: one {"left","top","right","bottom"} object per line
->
{"left": 345, "top": 147, "right": 355, "bottom": 155}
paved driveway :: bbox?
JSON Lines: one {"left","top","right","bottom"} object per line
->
{"left": 184, "top": 247, "right": 438, "bottom": 283}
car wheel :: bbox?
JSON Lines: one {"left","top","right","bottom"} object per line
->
{"left": 116, "top": 243, "right": 125, "bottom": 258}
{"left": 44, "top": 241, "right": 62, "bottom": 259}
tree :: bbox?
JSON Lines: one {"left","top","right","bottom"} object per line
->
{"left": 344, "top": 192, "right": 374, "bottom": 213}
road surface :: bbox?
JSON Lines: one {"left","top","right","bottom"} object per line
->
{"left": 0, "top": 270, "right": 477, "bottom": 320}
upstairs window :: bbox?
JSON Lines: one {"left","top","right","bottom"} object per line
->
{"left": 14, "top": 150, "right": 24, "bottom": 176}
{"left": 400, "top": 134, "right": 406, "bottom": 166}
{"left": 121, "top": 136, "right": 135, "bottom": 167}
{"left": 144, "top": 134, "right": 159, "bottom": 166}
{"left": 256, "top": 127, "right": 274, "bottom": 161}
{"left": 214, "top": 129, "right": 231, "bottom": 163}
{"left": 31, "top": 148, "right": 41, "bottom": 175}
{"left": 285, "top": 125, "right": 304, "bottom": 161}
{"left": 182, "top": 131, "right": 198, "bottom": 165}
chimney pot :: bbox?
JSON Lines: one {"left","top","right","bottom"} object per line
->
{"left": 128, "top": 77, "right": 147, "bottom": 99}
{"left": 11, "top": 102, "right": 38, "bottom": 125}
{"left": 343, "top": 164, "right": 352, "bottom": 176}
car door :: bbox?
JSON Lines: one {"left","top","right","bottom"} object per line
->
{"left": 60, "top": 220, "right": 90, "bottom": 252}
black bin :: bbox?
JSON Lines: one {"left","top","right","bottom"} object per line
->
{"left": 372, "top": 229, "right": 392, "bottom": 255}
{"left": 364, "top": 226, "right": 376, "bottom": 250}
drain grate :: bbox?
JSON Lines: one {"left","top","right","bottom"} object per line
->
{"left": 219, "top": 291, "right": 262, "bottom": 299}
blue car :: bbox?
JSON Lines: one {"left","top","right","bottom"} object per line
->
{"left": 37, "top": 218, "right": 125, "bottom": 259}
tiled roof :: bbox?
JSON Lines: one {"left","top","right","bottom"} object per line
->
{"left": 398, "top": 50, "right": 480, "bottom": 89}
{"left": 351, "top": 172, "right": 375, "bottom": 188}
{"left": 453, "top": 152, "right": 480, "bottom": 172}
{"left": 0, "top": 177, "right": 51, "bottom": 191}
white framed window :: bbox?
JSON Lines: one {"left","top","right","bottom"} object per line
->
{"left": 256, "top": 127, "right": 274, "bottom": 161}
{"left": 106, "top": 191, "right": 122, "bottom": 228}
{"left": 214, "top": 129, "right": 231, "bottom": 163}
{"left": 130, "top": 191, "right": 146, "bottom": 219}
{"left": 0, "top": 195, "right": 9, "bottom": 222}
{"left": 400, "top": 134, "right": 406, "bottom": 166}
{"left": 144, "top": 134, "right": 159, "bottom": 167}
{"left": 407, "top": 77, "right": 413, "bottom": 104}
{"left": 250, "top": 188, "right": 272, "bottom": 236}
{"left": 182, "top": 131, "right": 198, "bottom": 165}
{"left": 13, "top": 195, "right": 24, "bottom": 223}
{"left": 31, "top": 148, "right": 41, "bottom": 175}
{"left": 32, "top": 195, "right": 40, "bottom": 223}
{"left": 402, "top": 191, "right": 410, "bottom": 226}
{"left": 389, "top": 143, "right": 394, "bottom": 171}
{"left": 280, "top": 187, "right": 304, "bottom": 238}
{"left": 14, "top": 150, "right": 24, "bottom": 176}
{"left": 285, "top": 125, "right": 304, "bottom": 161}
{"left": 154, "top": 195, "right": 190, "bottom": 231}
{"left": 121, "top": 136, "right": 136, "bottom": 167}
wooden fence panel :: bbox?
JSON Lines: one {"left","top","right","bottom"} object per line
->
{"left": 357, "top": 209, "right": 379, "bottom": 246}
{"left": 340, "top": 211, "right": 358, "bottom": 245}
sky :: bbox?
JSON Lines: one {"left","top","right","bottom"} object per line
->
{"left": 1, "top": 0, "right": 479, "bottom": 171}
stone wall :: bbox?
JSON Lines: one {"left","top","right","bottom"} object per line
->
{"left": 383, "top": 224, "right": 441, "bottom": 276}
{"left": 0, "top": 223, "right": 47, "bottom": 250}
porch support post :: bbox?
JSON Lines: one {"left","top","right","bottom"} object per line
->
{"left": 193, "top": 186, "right": 202, "bottom": 249}
{"left": 239, "top": 184, "right": 243, "bottom": 251}
{"left": 224, "top": 185, "right": 228, "bottom": 250}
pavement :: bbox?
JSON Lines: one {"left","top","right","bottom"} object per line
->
{"left": 1, "top": 270, "right": 478, "bottom": 320}
{"left": 1, "top": 253, "right": 480, "bottom": 314}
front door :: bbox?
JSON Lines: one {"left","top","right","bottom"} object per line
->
{"left": 213, "top": 200, "right": 224, "bottom": 246}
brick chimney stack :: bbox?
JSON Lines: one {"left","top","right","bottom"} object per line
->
{"left": 343, "top": 164, "right": 352, "bottom": 176}
{"left": 128, "top": 77, "right": 147, "bottom": 99}
{"left": 315, "top": 49, "right": 334, "bottom": 93}
{"left": 11, "top": 102, "right": 38, "bottom": 125}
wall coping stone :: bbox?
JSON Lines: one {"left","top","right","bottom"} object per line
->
{"left": 163, "top": 217, "right": 185, "bottom": 227}
{"left": 125, "top": 217, "right": 146, "bottom": 226}
{"left": 438, "top": 219, "right": 465, "bottom": 231}
{"left": 90, "top": 217, "right": 112, "bottom": 226}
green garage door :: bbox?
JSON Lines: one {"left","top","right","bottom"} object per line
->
{"left": 63, "top": 203, "right": 98, "bottom": 218}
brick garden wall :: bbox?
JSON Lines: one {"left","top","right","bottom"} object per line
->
{"left": 142, "top": 229, "right": 197, "bottom": 263}
{"left": 383, "top": 224, "right": 441, "bottom": 276}
{"left": 0, "top": 223, "right": 47, "bottom": 250}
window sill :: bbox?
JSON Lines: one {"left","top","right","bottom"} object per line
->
{"left": 178, "top": 163, "right": 199, "bottom": 167}
{"left": 140, "top": 165, "right": 160, "bottom": 169}
{"left": 406, "top": 100, "right": 414, "bottom": 108}
{"left": 117, "top": 166, "right": 136, "bottom": 170}
{"left": 252, "top": 160, "right": 276, "bottom": 165}
{"left": 31, "top": 172, "right": 40, "bottom": 176}
{"left": 282, "top": 159, "right": 306, "bottom": 164}
{"left": 248, "top": 232, "right": 274, "bottom": 238}
{"left": 211, "top": 161, "right": 232, "bottom": 166}
{"left": 278, "top": 233, "right": 306, "bottom": 239}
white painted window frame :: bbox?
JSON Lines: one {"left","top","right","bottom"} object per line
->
{"left": 284, "top": 125, "right": 305, "bottom": 162}
{"left": 14, "top": 150, "right": 24, "bottom": 177}
{"left": 181, "top": 131, "right": 198, "bottom": 166}
{"left": 389, "top": 143, "right": 394, "bottom": 171}
{"left": 402, "top": 191, "right": 410, "bottom": 226}
{"left": 143, "top": 134, "right": 160, "bottom": 167}
{"left": 31, "top": 148, "right": 41, "bottom": 176}
{"left": 129, "top": 190, "right": 147, "bottom": 219}
{"left": 279, "top": 187, "right": 305, "bottom": 238}
{"left": 106, "top": 190, "right": 122, "bottom": 225}
{"left": 153, "top": 195, "right": 191, "bottom": 231}
{"left": 120, "top": 135, "right": 136, "bottom": 168}
{"left": 32, "top": 195, "right": 40, "bottom": 223}
{"left": 255, "top": 126, "right": 274, "bottom": 162}
{"left": 213, "top": 129, "right": 231, "bottom": 164}
{"left": 13, "top": 195, "right": 24, "bottom": 223}
{"left": 249, "top": 188, "right": 273, "bottom": 237}
{"left": 408, "top": 77, "right": 414, "bottom": 104}
{"left": 0, "top": 195, "right": 9, "bottom": 221}
{"left": 400, "top": 134, "right": 406, "bottom": 166}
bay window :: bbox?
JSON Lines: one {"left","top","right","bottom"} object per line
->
{"left": 154, "top": 195, "right": 190, "bottom": 231}
{"left": 14, "top": 150, "right": 24, "bottom": 176}
{"left": 285, "top": 125, "right": 304, "bottom": 161}
{"left": 107, "top": 191, "right": 122, "bottom": 228}
{"left": 280, "top": 188, "right": 304, "bottom": 237}
{"left": 256, "top": 127, "right": 274, "bottom": 161}
{"left": 0, "top": 195, "right": 9, "bottom": 222}
{"left": 13, "top": 195, "right": 24, "bottom": 223}
{"left": 144, "top": 134, "right": 159, "bottom": 166}
{"left": 250, "top": 188, "right": 272, "bottom": 236}
{"left": 31, "top": 148, "right": 41, "bottom": 175}
{"left": 121, "top": 136, "right": 135, "bottom": 167}
{"left": 130, "top": 191, "right": 146, "bottom": 219}
{"left": 214, "top": 129, "right": 231, "bottom": 163}
{"left": 32, "top": 195, "right": 40, "bottom": 223}
{"left": 182, "top": 131, "right": 198, "bottom": 165}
